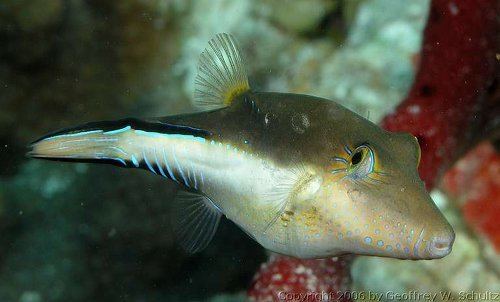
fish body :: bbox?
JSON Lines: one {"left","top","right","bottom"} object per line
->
{"left": 29, "top": 33, "right": 455, "bottom": 259}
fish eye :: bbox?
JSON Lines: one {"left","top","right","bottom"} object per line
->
{"left": 348, "top": 145, "right": 374, "bottom": 179}
{"left": 351, "top": 150, "right": 363, "bottom": 165}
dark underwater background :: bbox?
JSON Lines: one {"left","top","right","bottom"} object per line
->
{"left": 0, "top": 1, "right": 499, "bottom": 302}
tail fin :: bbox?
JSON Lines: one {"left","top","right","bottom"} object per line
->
{"left": 28, "top": 118, "right": 211, "bottom": 172}
{"left": 28, "top": 120, "right": 136, "bottom": 167}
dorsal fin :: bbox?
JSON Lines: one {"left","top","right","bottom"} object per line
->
{"left": 194, "top": 33, "right": 250, "bottom": 111}
{"left": 172, "top": 190, "right": 222, "bottom": 253}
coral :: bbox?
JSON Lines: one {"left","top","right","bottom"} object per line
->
{"left": 381, "top": 0, "right": 499, "bottom": 189}
{"left": 265, "top": 0, "right": 338, "bottom": 34}
{"left": 248, "top": 255, "right": 353, "bottom": 302}
{"left": 443, "top": 142, "right": 500, "bottom": 252}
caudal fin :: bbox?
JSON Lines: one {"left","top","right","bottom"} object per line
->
{"left": 28, "top": 122, "right": 134, "bottom": 166}
{"left": 28, "top": 118, "right": 211, "bottom": 173}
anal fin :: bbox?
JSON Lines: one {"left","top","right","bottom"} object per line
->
{"left": 172, "top": 190, "right": 222, "bottom": 254}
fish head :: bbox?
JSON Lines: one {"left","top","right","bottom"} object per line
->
{"left": 293, "top": 128, "right": 454, "bottom": 259}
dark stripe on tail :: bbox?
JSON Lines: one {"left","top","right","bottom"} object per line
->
{"left": 30, "top": 118, "right": 211, "bottom": 145}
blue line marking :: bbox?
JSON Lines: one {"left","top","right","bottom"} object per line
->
{"left": 131, "top": 155, "right": 139, "bottom": 167}
{"left": 191, "top": 163, "right": 198, "bottom": 190}
{"left": 96, "top": 155, "right": 126, "bottom": 166}
{"left": 162, "top": 147, "right": 177, "bottom": 183}
{"left": 44, "top": 130, "right": 103, "bottom": 141}
{"left": 114, "top": 158, "right": 127, "bottom": 166}
{"left": 157, "top": 122, "right": 207, "bottom": 135}
{"left": 332, "top": 156, "right": 348, "bottom": 164}
{"left": 153, "top": 147, "right": 167, "bottom": 178}
{"left": 134, "top": 130, "right": 206, "bottom": 143}
{"left": 343, "top": 145, "right": 352, "bottom": 155}
{"left": 108, "top": 146, "right": 127, "bottom": 156}
{"left": 104, "top": 126, "right": 131, "bottom": 135}
{"left": 413, "top": 228, "right": 425, "bottom": 258}
{"left": 186, "top": 165, "right": 191, "bottom": 186}
{"left": 172, "top": 147, "right": 188, "bottom": 186}
{"left": 143, "top": 149, "right": 157, "bottom": 174}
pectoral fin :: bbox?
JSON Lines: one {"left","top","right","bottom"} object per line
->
{"left": 172, "top": 190, "right": 222, "bottom": 253}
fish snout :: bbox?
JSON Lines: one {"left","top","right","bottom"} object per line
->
{"left": 427, "top": 231, "right": 455, "bottom": 258}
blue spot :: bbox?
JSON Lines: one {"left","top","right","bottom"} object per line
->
{"left": 375, "top": 229, "right": 380, "bottom": 235}
{"left": 377, "top": 240, "right": 384, "bottom": 247}
{"left": 396, "top": 243, "right": 401, "bottom": 249}
{"left": 386, "top": 245, "right": 393, "bottom": 252}
{"left": 338, "top": 233, "right": 343, "bottom": 239}
{"left": 346, "top": 231, "right": 352, "bottom": 237}
{"left": 404, "top": 247, "right": 410, "bottom": 254}
{"left": 364, "top": 237, "right": 372, "bottom": 244}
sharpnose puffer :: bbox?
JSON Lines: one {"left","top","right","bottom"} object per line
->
{"left": 29, "top": 33, "right": 455, "bottom": 259}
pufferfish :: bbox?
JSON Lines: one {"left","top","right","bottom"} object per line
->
{"left": 29, "top": 33, "right": 455, "bottom": 260}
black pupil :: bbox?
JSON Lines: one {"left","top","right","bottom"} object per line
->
{"left": 351, "top": 151, "right": 363, "bottom": 165}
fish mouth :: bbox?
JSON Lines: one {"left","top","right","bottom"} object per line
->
{"left": 427, "top": 233, "right": 455, "bottom": 258}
